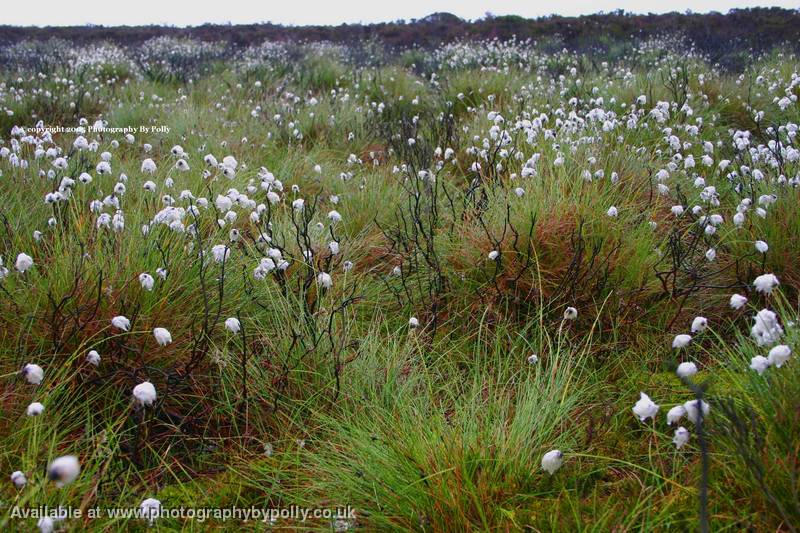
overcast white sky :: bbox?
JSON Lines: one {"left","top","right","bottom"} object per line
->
{"left": 3, "top": 0, "right": 797, "bottom": 26}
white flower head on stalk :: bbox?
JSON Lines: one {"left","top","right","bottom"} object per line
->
{"left": 753, "top": 273, "right": 779, "bottom": 295}
{"left": 112, "top": 315, "right": 130, "bottom": 331}
{"left": 676, "top": 362, "right": 698, "bottom": 378}
{"left": 15, "top": 253, "right": 33, "bottom": 273}
{"left": 751, "top": 309, "right": 783, "bottom": 346}
{"left": 139, "top": 273, "right": 155, "bottom": 291}
{"left": 672, "top": 334, "right": 692, "bottom": 349}
{"left": 211, "top": 244, "right": 229, "bottom": 263}
{"left": 750, "top": 355, "right": 769, "bottom": 375}
{"left": 541, "top": 450, "right": 564, "bottom": 475}
{"left": 317, "top": 272, "right": 332, "bottom": 289}
{"left": 153, "top": 328, "right": 172, "bottom": 346}
{"left": 673, "top": 427, "right": 690, "bottom": 449}
{"left": 690, "top": 317, "right": 707, "bottom": 333}
{"left": 730, "top": 294, "right": 748, "bottom": 310}
{"left": 666, "top": 405, "right": 686, "bottom": 425}
{"left": 47, "top": 455, "right": 80, "bottom": 487}
{"left": 133, "top": 381, "right": 157, "bottom": 407}
{"left": 22, "top": 363, "right": 44, "bottom": 385}
{"left": 140, "top": 498, "right": 161, "bottom": 524}
{"left": 633, "top": 392, "right": 659, "bottom": 422}
{"left": 683, "top": 399, "right": 710, "bottom": 424}
{"left": 86, "top": 350, "right": 101, "bottom": 366}
{"left": 225, "top": 317, "right": 241, "bottom": 333}
{"left": 10, "top": 471, "right": 27, "bottom": 489}
{"left": 141, "top": 158, "right": 157, "bottom": 174}
{"left": 767, "top": 345, "right": 791, "bottom": 368}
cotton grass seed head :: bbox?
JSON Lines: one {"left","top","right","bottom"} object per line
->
{"left": 86, "top": 350, "right": 101, "bottom": 366}
{"left": 753, "top": 273, "right": 779, "bottom": 295}
{"left": 672, "top": 334, "right": 692, "bottom": 349}
{"left": 541, "top": 450, "right": 564, "bottom": 475}
{"left": 22, "top": 363, "right": 44, "bottom": 385}
{"left": 666, "top": 405, "right": 686, "bottom": 425}
{"left": 676, "top": 361, "right": 698, "bottom": 378}
{"left": 26, "top": 402, "right": 44, "bottom": 416}
{"left": 767, "top": 345, "right": 791, "bottom": 368}
{"left": 133, "top": 381, "right": 157, "bottom": 407}
{"left": 10, "top": 470, "right": 26, "bottom": 489}
{"left": 111, "top": 315, "right": 130, "bottom": 331}
{"left": 633, "top": 392, "right": 659, "bottom": 422}
{"left": 15, "top": 252, "right": 33, "bottom": 273}
{"left": 683, "top": 399, "right": 710, "bottom": 424}
{"left": 153, "top": 327, "right": 172, "bottom": 346}
{"left": 140, "top": 498, "right": 161, "bottom": 524}
{"left": 749, "top": 355, "right": 770, "bottom": 375}
{"left": 47, "top": 455, "right": 80, "bottom": 487}
{"left": 672, "top": 427, "right": 690, "bottom": 449}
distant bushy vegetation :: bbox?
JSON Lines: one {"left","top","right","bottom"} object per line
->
{"left": 0, "top": 8, "right": 799, "bottom": 70}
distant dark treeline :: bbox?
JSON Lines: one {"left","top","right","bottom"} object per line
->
{"left": 1, "top": 8, "right": 799, "bottom": 59}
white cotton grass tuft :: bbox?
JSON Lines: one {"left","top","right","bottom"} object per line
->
{"left": 666, "top": 405, "right": 686, "bottom": 425}
{"left": 211, "top": 244, "right": 229, "bottom": 263}
{"left": 317, "top": 272, "right": 333, "bottom": 289}
{"left": 749, "top": 355, "right": 770, "bottom": 375}
{"left": 753, "top": 273, "right": 779, "bottom": 295}
{"left": 527, "top": 353, "right": 539, "bottom": 364}
{"left": 632, "top": 392, "right": 659, "bottom": 422}
{"left": 153, "top": 327, "right": 172, "bottom": 346}
{"left": 86, "top": 350, "right": 101, "bottom": 366}
{"left": 690, "top": 316, "right": 708, "bottom": 333}
{"left": 140, "top": 498, "right": 161, "bottom": 524}
{"left": 729, "top": 294, "right": 748, "bottom": 310}
{"left": 133, "top": 381, "right": 157, "bottom": 407}
{"left": 408, "top": 317, "right": 419, "bottom": 328}
{"left": 224, "top": 317, "right": 241, "bottom": 333}
{"left": 11, "top": 470, "right": 27, "bottom": 489}
{"left": 672, "top": 334, "right": 692, "bottom": 349}
{"left": 676, "top": 361, "right": 698, "bottom": 378}
{"left": 541, "top": 450, "right": 564, "bottom": 475}
{"left": 38, "top": 517, "right": 56, "bottom": 533}
{"left": 111, "top": 315, "right": 130, "bottom": 331}
{"left": 488, "top": 250, "right": 500, "bottom": 261}
{"left": 15, "top": 252, "right": 33, "bottom": 273}
{"left": 139, "top": 272, "right": 155, "bottom": 291}
{"left": 22, "top": 363, "right": 44, "bottom": 385}
{"left": 754, "top": 240, "right": 769, "bottom": 254}
{"left": 683, "top": 399, "right": 710, "bottom": 424}
{"left": 767, "top": 345, "right": 791, "bottom": 368}
{"left": 751, "top": 309, "right": 784, "bottom": 346}
{"left": 672, "top": 427, "right": 690, "bottom": 449}
{"left": 26, "top": 402, "right": 44, "bottom": 416}
{"left": 563, "top": 307, "right": 578, "bottom": 320}
{"left": 47, "top": 455, "right": 80, "bottom": 487}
